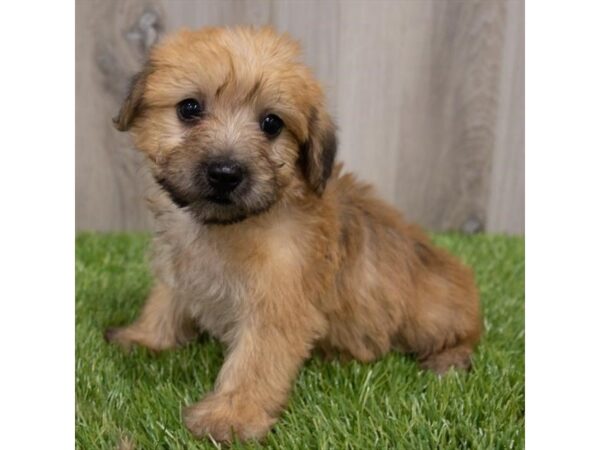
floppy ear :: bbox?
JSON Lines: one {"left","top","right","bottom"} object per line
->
{"left": 113, "top": 65, "right": 152, "bottom": 132}
{"left": 300, "top": 107, "right": 337, "bottom": 195}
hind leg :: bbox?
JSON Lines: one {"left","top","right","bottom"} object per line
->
{"left": 418, "top": 343, "right": 474, "bottom": 374}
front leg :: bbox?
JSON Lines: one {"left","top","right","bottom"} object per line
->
{"left": 184, "top": 297, "right": 326, "bottom": 443}
{"left": 105, "top": 281, "right": 195, "bottom": 352}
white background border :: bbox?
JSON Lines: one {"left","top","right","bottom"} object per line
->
{"left": 0, "top": 1, "right": 74, "bottom": 448}
{"left": 527, "top": 0, "right": 600, "bottom": 448}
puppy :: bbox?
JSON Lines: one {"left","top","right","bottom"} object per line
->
{"left": 106, "top": 26, "right": 481, "bottom": 443}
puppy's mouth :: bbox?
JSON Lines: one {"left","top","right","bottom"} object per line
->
{"left": 156, "top": 176, "right": 237, "bottom": 208}
{"left": 200, "top": 193, "right": 276, "bottom": 225}
{"left": 154, "top": 175, "right": 276, "bottom": 225}
{"left": 205, "top": 195, "right": 234, "bottom": 205}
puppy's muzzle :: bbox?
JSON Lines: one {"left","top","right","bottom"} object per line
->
{"left": 204, "top": 159, "right": 246, "bottom": 203}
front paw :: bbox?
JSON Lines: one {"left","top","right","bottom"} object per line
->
{"left": 183, "top": 393, "right": 276, "bottom": 443}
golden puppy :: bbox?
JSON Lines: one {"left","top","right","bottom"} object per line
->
{"left": 106, "top": 26, "right": 481, "bottom": 443}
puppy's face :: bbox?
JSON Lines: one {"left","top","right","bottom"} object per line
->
{"left": 115, "top": 27, "right": 336, "bottom": 224}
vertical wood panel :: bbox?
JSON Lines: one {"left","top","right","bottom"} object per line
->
{"left": 76, "top": 0, "right": 166, "bottom": 231}
{"left": 388, "top": 0, "right": 506, "bottom": 232}
{"left": 487, "top": 0, "right": 525, "bottom": 234}
{"left": 75, "top": 0, "right": 524, "bottom": 234}
{"left": 271, "top": 0, "right": 340, "bottom": 112}
{"left": 336, "top": 1, "right": 406, "bottom": 203}
{"left": 164, "top": 0, "right": 273, "bottom": 29}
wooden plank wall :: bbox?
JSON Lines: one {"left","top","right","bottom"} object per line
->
{"left": 76, "top": 0, "right": 524, "bottom": 234}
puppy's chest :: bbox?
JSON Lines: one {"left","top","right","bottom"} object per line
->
{"left": 154, "top": 210, "right": 309, "bottom": 340}
{"left": 167, "top": 235, "right": 245, "bottom": 340}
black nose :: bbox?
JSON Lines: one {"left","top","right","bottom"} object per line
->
{"left": 206, "top": 161, "right": 244, "bottom": 194}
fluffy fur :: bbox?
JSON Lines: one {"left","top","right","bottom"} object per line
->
{"left": 106, "top": 26, "right": 482, "bottom": 443}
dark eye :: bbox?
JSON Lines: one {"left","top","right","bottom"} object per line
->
{"left": 177, "top": 98, "right": 204, "bottom": 122}
{"left": 260, "top": 114, "right": 284, "bottom": 137}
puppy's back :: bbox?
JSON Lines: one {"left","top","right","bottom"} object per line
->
{"left": 321, "top": 165, "right": 481, "bottom": 368}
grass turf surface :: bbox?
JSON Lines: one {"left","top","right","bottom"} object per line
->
{"left": 76, "top": 233, "right": 524, "bottom": 449}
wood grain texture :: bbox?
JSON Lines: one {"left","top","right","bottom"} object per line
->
{"left": 75, "top": 0, "right": 524, "bottom": 234}
{"left": 487, "top": 0, "right": 524, "bottom": 234}
{"left": 76, "top": 0, "right": 165, "bottom": 231}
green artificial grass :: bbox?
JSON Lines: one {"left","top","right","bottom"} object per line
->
{"left": 76, "top": 233, "right": 524, "bottom": 449}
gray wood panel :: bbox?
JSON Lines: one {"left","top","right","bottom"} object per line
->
{"left": 487, "top": 0, "right": 525, "bottom": 234}
{"left": 75, "top": 0, "right": 524, "bottom": 234}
